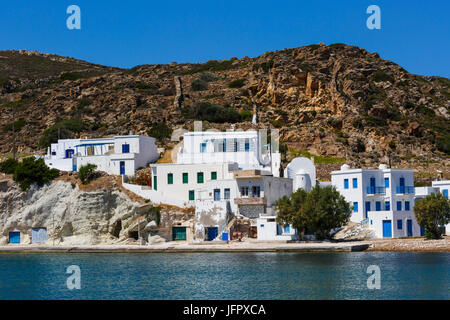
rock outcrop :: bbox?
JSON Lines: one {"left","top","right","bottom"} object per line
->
{"left": 0, "top": 176, "right": 190, "bottom": 245}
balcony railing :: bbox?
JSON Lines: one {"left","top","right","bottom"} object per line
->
{"left": 396, "top": 186, "right": 414, "bottom": 194}
{"left": 366, "top": 186, "right": 386, "bottom": 195}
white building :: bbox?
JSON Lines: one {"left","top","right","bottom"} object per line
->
{"left": 194, "top": 169, "right": 295, "bottom": 241}
{"left": 331, "top": 164, "right": 420, "bottom": 238}
{"left": 284, "top": 157, "right": 316, "bottom": 192}
{"left": 415, "top": 180, "right": 450, "bottom": 235}
{"left": 150, "top": 162, "right": 238, "bottom": 205}
{"left": 44, "top": 135, "right": 159, "bottom": 176}
{"left": 177, "top": 130, "right": 281, "bottom": 177}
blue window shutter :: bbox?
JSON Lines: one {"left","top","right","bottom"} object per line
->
{"left": 385, "top": 201, "right": 390, "bottom": 210}
{"left": 352, "top": 178, "right": 358, "bottom": 188}
{"left": 376, "top": 201, "right": 381, "bottom": 211}
{"left": 397, "top": 201, "right": 402, "bottom": 211}
{"left": 344, "top": 179, "right": 349, "bottom": 189}
{"left": 384, "top": 177, "right": 389, "bottom": 188}
{"left": 353, "top": 202, "right": 358, "bottom": 212}
{"left": 405, "top": 201, "right": 410, "bottom": 211}
{"left": 397, "top": 220, "right": 403, "bottom": 230}
{"left": 443, "top": 189, "right": 449, "bottom": 199}
{"left": 122, "top": 144, "right": 130, "bottom": 153}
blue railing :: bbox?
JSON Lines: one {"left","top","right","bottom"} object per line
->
{"left": 396, "top": 186, "right": 414, "bottom": 194}
{"left": 360, "top": 218, "right": 369, "bottom": 226}
{"left": 366, "top": 186, "right": 386, "bottom": 194}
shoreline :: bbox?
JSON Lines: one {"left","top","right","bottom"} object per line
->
{"left": 0, "top": 241, "right": 371, "bottom": 253}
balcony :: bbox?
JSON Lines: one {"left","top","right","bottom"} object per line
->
{"left": 396, "top": 186, "right": 414, "bottom": 194}
{"left": 234, "top": 197, "right": 267, "bottom": 205}
{"left": 366, "top": 186, "right": 386, "bottom": 195}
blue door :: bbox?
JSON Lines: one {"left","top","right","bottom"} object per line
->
{"left": 32, "top": 228, "right": 47, "bottom": 244}
{"left": 213, "top": 189, "right": 220, "bottom": 201}
{"left": 382, "top": 220, "right": 392, "bottom": 238}
{"left": 399, "top": 177, "right": 405, "bottom": 193}
{"left": 9, "top": 232, "right": 20, "bottom": 244}
{"left": 65, "top": 149, "right": 74, "bottom": 158}
{"left": 420, "top": 226, "right": 425, "bottom": 236}
{"left": 120, "top": 161, "right": 125, "bottom": 175}
{"left": 407, "top": 220, "right": 413, "bottom": 237}
{"left": 122, "top": 144, "right": 130, "bottom": 153}
{"left": 365, "top": 202, "right": 371, "bottom": 218}
{"left": 207, "top": 227, "right": 218, "bottom": 241}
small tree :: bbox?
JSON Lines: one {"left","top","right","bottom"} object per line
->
{"left": 13, "top": 157, "right": 60, "bottom": 191}
{"left": 275, "top": 186, "right": 351, "bottom": 240}
{"left": 303, "top": 186, "right": 351, "bottom": 240}
{"left": 0, "top": 158, "right": 19, "bottom": 174}
{"left": 414, "top": 193, "right": 450, "bottom": 239}
{"left": 78, "top": 164, "right": 98, "bottom": 185}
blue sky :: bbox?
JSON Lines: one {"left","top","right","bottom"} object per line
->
{"left": 1, "top": 0, "right": 449, "bottom": 77}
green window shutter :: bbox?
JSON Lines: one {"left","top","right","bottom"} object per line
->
{"left": 189, "top": 190, "right": 195, "bottom": 201}
{"left": 197, "top": 172, "right": 204, "bottom": 183}
{"left": 182, "top": 172, "right": 188, "bottom": 184}
{"left": 168, "top": 173, "right": 173, "bottom": 184}
{"left": 211, "top": 171, "right": 217, "bottom": 180}
{"left": 153, "top": 176, "right": 157, "bottom": 190}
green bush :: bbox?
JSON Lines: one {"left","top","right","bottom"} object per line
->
{"left": 239, "top": 110, "right": 253, "bottom": 122}
{"left": 228, "top": 79, "right": 246, "bottom": 88}
{"left": 185, "top": 102, "right": 242, "bottom": 123}
{"left": 78, "top": 164, "right": 98, "bottom": 185}
{"left": 191, "top": 78, "right": 208, "bottom": 91}
{"left": 373, "top": 70, "right": 395, "bottom": 83}
{"left": 13, "top": 157, "right": 59, "bottom": 191}
{"left": 147, "top": 122, "right": 173, "bottom": 141}
{"left": 2, "top": 119, "right": 26, "bottom": 133}
{"left": 416, "top": 105, "right": 435, "bottom": 117}
{"left": 187, "top": 59, "right": 234, "bottom": 74}
{"left": 39, "top": 118, "right": 86, "bottom": 148}
{"left": 199, "top": 72, "right": 218, "bottom": 82}
{"left": 0, "top": 158, "right": 19, "bottom": 174}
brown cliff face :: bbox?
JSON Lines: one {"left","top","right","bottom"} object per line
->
{"left": 0, "top": 44, "right": 449, "bottom": 183}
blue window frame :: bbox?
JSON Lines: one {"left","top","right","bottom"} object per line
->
{"left": 397, "top": 201, "right": 402, "bottom": 211}
{"left": 244, "top": 139, "right": 250, "bottom": 151}
{"left": 352, "top": 178, "right": 358, "bottom": 188}
{"left": 397, "top": 220, "right": 403, "bottom": 230}
{"left": 224, "top": 188, "right": 230, "bottom": 200}
{"left": 405, "top": 201, "right": 410, "bottom": 211}
{"left": 376, "top": 201, "right": 381, "bottom": 211}
{"left": 384, "top": 177, "right": 389, "bottom": 188}
{"left": 353, "top": 202, "right": 358, "bottom": 213}
{"left": 200, "top": 143, "right": 207, "bottom": 153}
{"left": 443, "top": 189, "right": 449, "bottom": 199}
{"left": 385, "top": 201, "right": 390, "bottom": 211}
{"left": 344, "top": 179, "right": 349, "bottom": 189}
{"left": 122, "top": 144, "right": 130, "bottom": 153}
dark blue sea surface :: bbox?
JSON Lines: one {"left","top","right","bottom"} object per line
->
{"left": 0, "top": 252, "right": 448, "bottom": 299}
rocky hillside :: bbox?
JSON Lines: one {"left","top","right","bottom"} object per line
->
{"left": 0, "top": 44, "right": 449, "bottom": 183}
{"left": 0, "top": 173, "right": 193, "bottom": 245}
